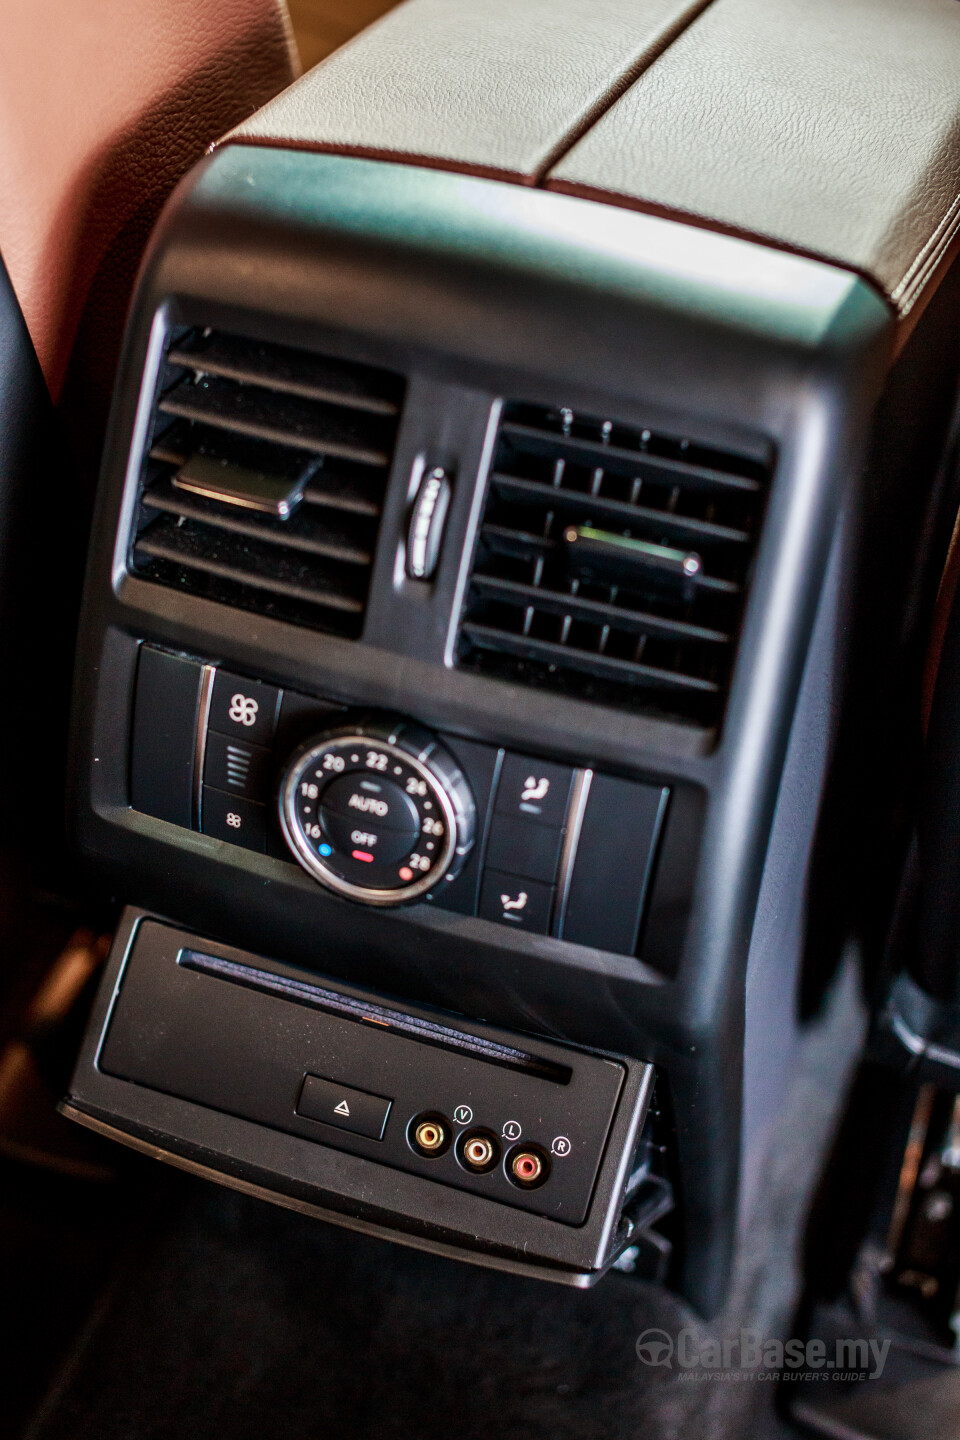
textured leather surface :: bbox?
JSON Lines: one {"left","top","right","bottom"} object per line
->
{"left": 0, "top": 0, "right": 297, "bottom": 397}
{"left": 549, "top": 0, "right": 960, "bottom": 320}
{"left": 227, "top": 0, "right": 712, "bottom": 182}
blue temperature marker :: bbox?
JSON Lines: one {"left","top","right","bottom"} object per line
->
{"left": 318, "top": 843, "right": 333, "bottom": 857}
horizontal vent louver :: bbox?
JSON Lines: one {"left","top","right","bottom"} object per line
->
{"left": 131, "top": 328, "right": 406, "bottom": 639}
{"left": 457, "top": 403, "right": 772, "bottom": 728}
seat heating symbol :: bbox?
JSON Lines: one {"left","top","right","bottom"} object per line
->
{"left": 500, "top": 891, "right": 528, "bottom": 917}
{"left": 521, "top": 776, "right": 550, "bottom": 803}
{"left": 333, "top": 1100, "right": 351, "bottom": 1117}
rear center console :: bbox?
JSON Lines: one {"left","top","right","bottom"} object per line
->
{"left": 61, "top": 0, "right": 960, "bottom": 1312}
{"left": 62, "top": 149, "right": 890, "bottom": 1308}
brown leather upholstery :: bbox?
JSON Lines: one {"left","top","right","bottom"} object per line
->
{"left": 549, "top": 0, "right": 960, "bottom": 323}
{"left": 227, "top": 0, "right": 712, "bottom": 182}
{"left": 0, "top": 0, "right": 298, "bottom": 398}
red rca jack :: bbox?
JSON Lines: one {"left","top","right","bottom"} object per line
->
{"left": 456, "top": 1128, "right": 501, "bottom": 1175}
{"left": 506, "top": 1144, "right": 550, "bottom": 1189}
{"left": 408, "top": 1112, "right": 452, "bottom": 1157}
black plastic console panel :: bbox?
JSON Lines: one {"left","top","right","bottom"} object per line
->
{"left": 64, "top": 909, "right": 655, "bottom": 1286}
{"left": 67, "top": 148, "right": 894, "bottom": 1313}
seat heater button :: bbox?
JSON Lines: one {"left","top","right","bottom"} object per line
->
{"left": 319, "top": 773, "right": 419, "bottom": 831}
{"left": 479, "top": 869, "right": 554, "bottom": 934}
{"left": 296, "top": 1075, "right": 392, "bottom": 1140}
{"left": 495, "top": 754, "right": 573, "bottom": 828}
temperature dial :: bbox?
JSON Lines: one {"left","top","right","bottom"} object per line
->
{"left": 279, "top": 714, "right": 475, "bottom": 905}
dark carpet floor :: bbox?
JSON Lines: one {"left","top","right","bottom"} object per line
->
{"left": 12, "top": 966, "right": 863, "bottom": 1440}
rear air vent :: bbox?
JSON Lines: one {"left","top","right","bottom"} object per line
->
{"left": 457, "top": 402, "right": 771, "bottom": 728}
{"left": 130, "top": 328, "right": 405, "bottom": 638}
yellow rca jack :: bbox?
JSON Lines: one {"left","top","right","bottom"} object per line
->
{"left": 506, "top": 1144, "right": 550, "bottom": 1189}
{"left": 456, "top": 1128, "right": 501, "bottom": 1174}
{"left": 408, "top": 1112, "right": 452, "bottom": 1157}
{"left": 416, "top": 1120, "right": 445, "bottom": 1151}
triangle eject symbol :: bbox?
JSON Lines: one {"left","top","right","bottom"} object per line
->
{"left": 333, "top": 1100, "right": 351, "bottom": 1117}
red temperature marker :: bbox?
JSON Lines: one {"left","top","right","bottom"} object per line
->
{"left": 351, "top": 849, "right": 375, "bottom": 863}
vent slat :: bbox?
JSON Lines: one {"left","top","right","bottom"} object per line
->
{"left": 148, "top": 418, "right": 319, "bottom": 480}
{"left": 478, "top": 524, "right": 739, "bottom": 595}
{"left": 469, "top": 575, "right": 730, "bottom": 644}
{"left": 480, "top": 523, "right": 555, "bottom": 560}
{"left": 132, "top": 328, "right": 404, "bottom": 637}
{"left": 302, "top": 475, "right": 381, "bottom": 519}
{"left": 168, "top": 332, "right": 402, "bottom": 416}
{"left": 135, "top": 518, "right": 366, "bottom": 614}
{"left": 160, "top": 374, "right": 393, "bottom": 466}
{"left": 149, "top": 419, "right": 382, "bottom": 517}
{"left": 500, "top": 421, "right": 764, "bottom": 493}
{"left": 462, "top": 624, "right": 720, "bottom": 694}
{"left": 141, "top": 480, "right": 374, "bottom": 566}
{"left": 490, "top": 472, "right": 752, "bottom": 546}
{"left": 458, "top": 401, "right": 770, "bottom": 727}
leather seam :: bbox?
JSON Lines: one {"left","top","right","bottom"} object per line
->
{"left": 545, "top": 176, "right": 895, "bottom": 306}
{"left": 533, "top": 0, "right": 714, "bottom": 185}
{"left": 219, "top": 134, "right": 538, "bottom": 187}
{"left": 891, "top": 189, "right": 960, "bottom": 317}
{"left": 224, "top": 0, "right": 717, "bottom": 190}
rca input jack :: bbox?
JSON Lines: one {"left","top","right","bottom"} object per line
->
{"left": 505, "top": 1144, "right": 550, "bottom": 1189}
{"left": 456, "top": 1128, "right": 501, "bottom": 1175}
{"left": 408, "top": 1112, "right": 452, "bottom": 1157}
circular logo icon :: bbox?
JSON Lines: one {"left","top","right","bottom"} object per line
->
{"left": 551, "top": 1136, "right": 571, "bottom": 1157}
{"left": 502, "top": 1120, "right": 522, "bottom": 1141}
{"left": 453, "top": 1105, "right": 473, "bottom": 1126}
{"left": 636, "top": 1330, "right": 674, "bottom": 1367}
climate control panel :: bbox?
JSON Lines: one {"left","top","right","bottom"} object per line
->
{"left": 280, "top": 718, "right": 475, "bottom": 905}
{"left": 128, "top": 644, "right": 671, "bottom": 955}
